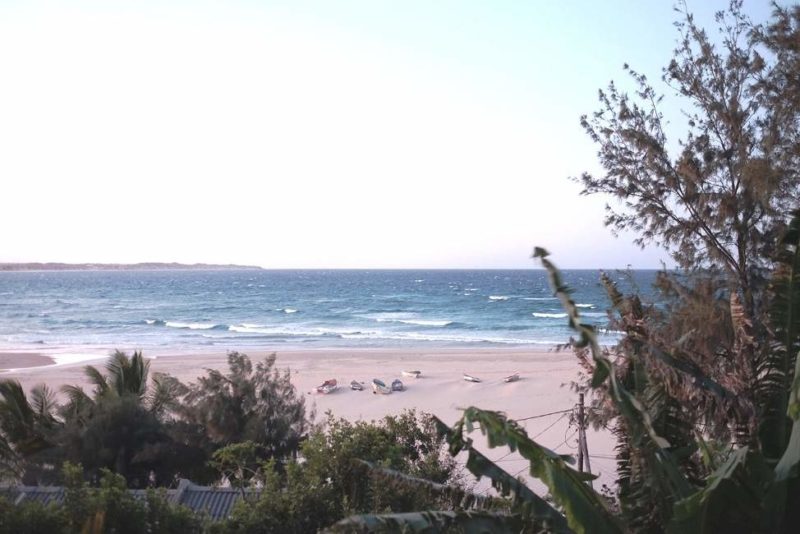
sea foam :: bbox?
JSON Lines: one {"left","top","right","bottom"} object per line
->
{"left": 164, "top": 321, "right": 220, "bottom": 330}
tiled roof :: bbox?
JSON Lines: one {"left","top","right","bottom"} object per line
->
{"left": 1, "top": 480, "right": 258, "bottom": 521}
{"left": 176, "top": 480, "right": 250, "bottom": 520}
{"left": 6, "top": 486, "right": 65, "bottom": 507}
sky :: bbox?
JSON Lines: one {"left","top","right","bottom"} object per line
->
{"left": 0, "top": 0, "right": 778, "bottom": 269}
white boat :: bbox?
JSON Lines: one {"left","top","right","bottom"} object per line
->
{"left": 503, "top": 373, "right": 520, "bottom": 383}
{"left": 316, "top": 378, "right": 338, "bottom": 394}
{"left": 463, "top": 373, "right": 481, "bottom": 383}
{"left": 350, "top": 380, "right": 364, "bottom": 391}
{"left": 391, "top": 379, "right": 404, "bottom": 391}
{"left": 372, "top": 378, "right": 392, "bottom": 395}
{"left": 402, "top": 370, "right": 422, "bottom": 378}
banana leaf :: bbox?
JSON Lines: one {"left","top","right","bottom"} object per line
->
{"left": 325, "top": 510, "right": 525, "bottom": 533}
{"left": 434, "top": 416, "right": 573, "bottom": 533}
{"left": 449, "top": 407, "right": 620, "bottom": 534}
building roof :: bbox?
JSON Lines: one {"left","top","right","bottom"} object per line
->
{"left": 1, "top": 479, "right": 258, "bottom": 521}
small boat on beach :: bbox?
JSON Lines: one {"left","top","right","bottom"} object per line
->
{"left": 316, "top": 379, "right": 338, "bottom": 394}
{"left": 402, "top": 370, "right": 422, "bottom": 378}
{"left": 372, "top": 378, "right": 392, "bottom": 395}
{"left": 463, "top": 373, "right": 481, "bottom": 383}
{"left": 350, "top": 380, "right": 364, "bottom": 391}
{"left": 391, "top": 379, "right": 404, "bottom": 392}
{"left": 503, "top": 373, "right": 520, "bottom": 383}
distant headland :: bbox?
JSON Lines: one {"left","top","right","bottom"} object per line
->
{"left": 0, "top": 262, "right": 263, "bottom": 271}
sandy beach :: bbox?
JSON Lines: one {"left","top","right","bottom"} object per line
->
{"left": 3, "top": 346, "right": 618, "bottom": 491}
{"left": 0, "top": 352, "right": 55, "bottom": 370}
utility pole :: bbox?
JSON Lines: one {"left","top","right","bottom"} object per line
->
{"left": 576, "top": 393, "right": 593, "bottom": 485}
{"left": 577, "top": 393, "right": 585, "bottom": 472}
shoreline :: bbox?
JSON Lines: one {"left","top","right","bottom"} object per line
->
{"left": 0, "top": 343, "right": 569, "bottom": 372}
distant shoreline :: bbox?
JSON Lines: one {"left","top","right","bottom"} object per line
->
{"left": 0, "top": 262, "right": 263, "bottom": 272}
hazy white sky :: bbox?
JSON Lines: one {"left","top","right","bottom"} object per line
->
{"left": 0, "top": 0, "right": 775, "bottom": 268}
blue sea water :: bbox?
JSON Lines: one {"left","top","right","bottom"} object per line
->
{"left": 0, "top": 269, "right": 659, "bottom": 357}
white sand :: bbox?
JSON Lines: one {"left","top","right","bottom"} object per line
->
{"left": 7, "top": 347, "right": 618, "bottom": 491}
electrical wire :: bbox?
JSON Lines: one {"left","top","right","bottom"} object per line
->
{"left": 516, "top": 408, "right": 573, "bottom": 422}
{"left": 530, "top": 412, "right": 569, "bottom": 441}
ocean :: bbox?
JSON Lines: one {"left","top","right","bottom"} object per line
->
{"left": 0, "top": 269, "right": 659, "bottom": 360}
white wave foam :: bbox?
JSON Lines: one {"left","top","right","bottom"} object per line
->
{"left": 365, "top": 312, "right": 414, "bottom": 322}
{"left": 489, "top": 295, "right": 509, "bottom": 301}
{"left": 228, "top": 324, "right": 355, "bottom": 337}
{"left": 340, "top": 330, "right": 554, "bottom": 345}
{"left": 50, "top": 352, "right": 106, "bottom": 366}
{"left": 532, "top": 312, "right": 568, "bottom": 318}
{"left": 145, "top": 319, "right": 158, "bottom": 325}
{"left": 600, "top": 328, "right": 625, "bottom": 335}
{"left": 397, "top": 319, "right": 453, "bottom": 327}
{"left": 365, "top": 313, "right": 451, "bottom": 327}
{"left": 229, "top": 325, "right": 274, "bottom": 334}
{"left": 165, "top": 321, "right": 218, "bottom": 330}
{"left": 575, "top": 303, "right": 595, "bottom": 308}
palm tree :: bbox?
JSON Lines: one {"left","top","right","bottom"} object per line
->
{"left": 45, "top": 350, "right": 194, "bottom": 487}
{"left": 0, "top": 381, "right": 62, "bottom": 483}
{"left": 83, "top": 350, "right": 150, "bottom": 400}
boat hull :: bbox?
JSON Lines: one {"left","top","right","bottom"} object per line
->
{"left": 372, "top": 379, "right": 392, "bottom": 395}
{"left": 316, "top": 379, "right": 338, "bottom": 394}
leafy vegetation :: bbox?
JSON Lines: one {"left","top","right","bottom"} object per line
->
{"left": 325, "top": 3, "right": 800, "bottom": 533}
{"left": 0, "top": 351, "right": 309, "bottom": 487}
{"left": 0, "top": 411, "right": 459, "bottom": 533}
{"left": 3, "top": 2, "right": 800, "bottom": 533}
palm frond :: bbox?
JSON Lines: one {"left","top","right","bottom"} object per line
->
{"left": 0, "top": 380, "right": 53, "bottom": 458}
{"left": 0, "top": 380, "right": 36, "bottom": 444}
{"left": 148, "top": 372, "right": 188, "bottom": 416}
{"left": 29, "top": 384, "right": 58, "bottom": 422}
{"left": 84, "top": 364, "right": 110, "bottom": 398}
{"left": 60, "top": 385, "right": 94, "bottom": 424}
{"left": 128, "top": 350, "right": 150, "bottom": 397}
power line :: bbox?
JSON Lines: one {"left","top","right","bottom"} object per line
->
{"left": 530, "top": 412, "right": 569, "bottom": 440}
{"left": 553, "top": 429, "right": 578, "bottom": 452}
{"left": 589, "top": 454, "right": 618, "bottom": 460}
{"left": 516, "top": 408, "right": 573, "bottom": 422}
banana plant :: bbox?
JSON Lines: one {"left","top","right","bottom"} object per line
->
{"left": 327, "top": 214, "right": 800, "bottom": 533}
